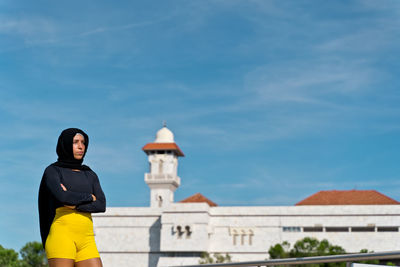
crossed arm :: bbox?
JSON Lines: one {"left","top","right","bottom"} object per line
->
{"left": 44, "top": 166, "right": 106, "bottom": 213}
{"left": 60, "top": 183, "right": 96, "bottom": 209}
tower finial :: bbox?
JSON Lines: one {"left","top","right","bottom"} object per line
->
{"left": 163, "top": 120, "right": 167, "bottom": 127}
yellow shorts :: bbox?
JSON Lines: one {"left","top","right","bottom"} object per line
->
{"left": 45, "top": 207, "right": 100, "bottom": 262}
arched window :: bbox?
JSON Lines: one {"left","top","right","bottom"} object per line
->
{"left": 157, "top": 195, "right": 163, "bottom": 207}
{"left": 248, "top": 229, "right": 254, "bottom": 245}
{"left": 232, "top": 229, "right": 238, "bottom": 245}
{"left": 241, "top": 229, "right": 246, "bottom": 245}
{"left": 158, "top": 159, "right": 164, "bottom": 174}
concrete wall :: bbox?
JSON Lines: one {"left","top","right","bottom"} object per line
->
{"left": 93, "top": 204, "right": 400, "bottom": 266}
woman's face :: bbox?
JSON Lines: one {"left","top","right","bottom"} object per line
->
{"left": 72, "top": 133, "right": 86, "bottom": 160}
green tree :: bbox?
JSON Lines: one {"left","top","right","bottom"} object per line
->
{"left": 0, "top": 244, "right": 21, "bottom": 267}
{"left": 290, "top": 237, "right": 345, "bottom": 258}
{"left": 269, "top": 237, "right": 346, "bottom": 267}
{"left": 199, "top": 252, "right": 232, "bottom": 264}
{"left": 268, "top": 238, "right": 395, "bottom": 267}
{"left": 268, "top": 241, "right": 290, "bottom": 259}
{"left": 19, "top": 241, "right": 48, "bottom": 267}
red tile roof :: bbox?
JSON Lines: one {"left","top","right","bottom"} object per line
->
{"left": 142, "top": 143, "right": 184, "bottom": 157}
{"left": 179, "top": 193, "right": 218, "bottom": 207}
{"left": 296, "top": 190, "right": 400, "bottom": 205}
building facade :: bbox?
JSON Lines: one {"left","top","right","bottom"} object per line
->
{"left": 92, "top": 126, "right": 400, "bottom": 267}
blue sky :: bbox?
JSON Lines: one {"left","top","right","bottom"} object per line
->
{"left": 1, "top": 0, "right": 400, "bottom": 251}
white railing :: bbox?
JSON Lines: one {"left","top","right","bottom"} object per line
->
{"left": 169, "top": 250, "right": 400, "bottom": 267}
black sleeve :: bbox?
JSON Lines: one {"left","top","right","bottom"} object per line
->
{"left": 44, "top": 166, "right": 94, "bottom": 206}
{"left": 76, "top": 171, "right": 106, "bottom": 213}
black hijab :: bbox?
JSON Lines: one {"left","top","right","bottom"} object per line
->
{"left": 51, "top": 128, "right": 91, "bottom": 170}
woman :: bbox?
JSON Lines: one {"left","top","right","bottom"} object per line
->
{"left": 38, "top": 128, "right": 106, "bottom": 267}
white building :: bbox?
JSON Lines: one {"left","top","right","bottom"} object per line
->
{"left": 93, "top": 126, "right": 400, "bottom": 267}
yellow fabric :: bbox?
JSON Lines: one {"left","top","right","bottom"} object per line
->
{"left": 45, "top": 207, "right": 100, "bottom": 262}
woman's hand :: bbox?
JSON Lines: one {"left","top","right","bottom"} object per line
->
{"left": 60, "top": 183, "right": 76, "bottom": 209}
{"left": 92, "top": 194, "right": 97, "bottom": 201}
{"left": 60, "top": 183, "right": 67, "bottom": 191}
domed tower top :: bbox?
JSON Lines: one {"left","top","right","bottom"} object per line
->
{"left": 143, "top": 123, "right": 184, "bottom": 157}
{"left": 154, "top": 126, "right": 174, "bottom": 143}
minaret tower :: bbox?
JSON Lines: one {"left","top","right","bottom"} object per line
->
{"left": 142, "top": 124, "right": 184, "bottom": 208}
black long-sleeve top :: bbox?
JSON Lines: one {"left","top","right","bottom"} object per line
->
{"left": 38, "top": 165, "right": 106, "bottom": 247}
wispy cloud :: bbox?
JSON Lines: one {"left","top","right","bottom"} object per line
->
{"left": 0, "top": 15, "right": 56, "bottom": 47}
{"left": 78, "top": 16, "right": 174, "bottom": 37}
{"left": 0, "top": 9, "right": 175, "bottom": 48}
{"left": 0, "top": 16, "right": 55, "bottom": 37}
{"left": 245, "top": 59, "right": 376, "bottom": 103}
